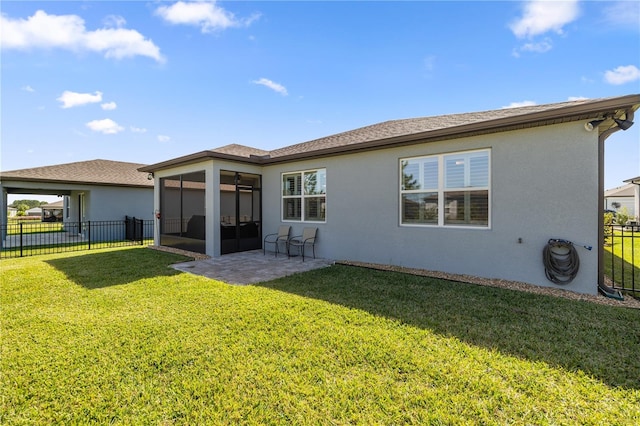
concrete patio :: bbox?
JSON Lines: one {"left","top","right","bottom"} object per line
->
{"left": 170, "top": 249, "right": 334, "bottom": 285}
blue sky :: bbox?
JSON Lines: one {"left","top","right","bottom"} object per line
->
{"left": 2, "top": 0, "right": 639, "bottom": 204}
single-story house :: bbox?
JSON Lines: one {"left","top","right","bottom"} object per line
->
{"left": 140, "top": 94, "right": 639, "bottom": 296}
{"left": 7, "top": 207, "right": 17, "bottom": 217}
{"left": 604, "top": 183, "right": 637, "bottom": 218}
{"left": 25, "top": 206, "right": 43, "bottom": 217}
{"left": 623, "top": 176, "right": 640, "bottom": 220}
{"left": 0, "top": 159, "right": 154, "bottom": 236}
{"left": 41, "top": 200, "right": 64, "bottom": 222}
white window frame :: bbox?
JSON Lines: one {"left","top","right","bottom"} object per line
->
{"left": 281, "top": 168, "right": 327, "bottom": 223}
{"left": 399, "top": 149, "right": 490, "bottom": 228}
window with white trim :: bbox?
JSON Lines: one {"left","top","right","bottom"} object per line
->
{"left": 282, "top": 169, "right": 326, "bottom": 222}
{"left": 400, "top": 149, "right": 490, "bottom": 227}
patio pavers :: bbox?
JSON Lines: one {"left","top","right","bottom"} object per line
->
{"left": 171, "top": 249, "right": 333, "bottom": 285}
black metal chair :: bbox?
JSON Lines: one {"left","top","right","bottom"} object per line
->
{"left": 288, "top": 227, "right": 317, "bottom": 261}
{"left": 263, "top": 225, "right": 290, "bottom": 257}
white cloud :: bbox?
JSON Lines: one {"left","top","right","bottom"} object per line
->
{"left": 520, "top": 39, "right": 552, "bottom": 53}
{"left": 101, "top": 101, "right": 117, "bottom": 111}
{"left": 423, "top": 55, "right": 437, "bottom": 77}
{"left": 423, "top": 55, "right": 436, "bottom": 72}
{"left": 103, "top": 15, "right": 126, "bottom": 29}
{"left": 501, "top": 100, "right": 537, "bottom": 109}
{"left": 86, "top": 118, "right": 124, "bottom": 134}
{"left": 130, "top": 126, "right": 147, "bottom": 133}
{"left": 155, "top": 1, "right": 260, "bottom": 33}
{"left": 22, "top": 85, "right": 35, "bottom": 92}
{"left": 604, "top": 65, "right": 640, "bottom": 85}
{"left": 57, "top": 90, "right": 102, "bottom": 108}
{"left": 83, "top": 28, "right": 164, "bottom": 61}
{"left": 567, "top": 96, "right": 588, "bottom": 101}
{"left": 252, "top": 78, "right": 288, "bottom": 96}
{"left": 512, "top": 38, "right": 553, "bottom": 57}
{"left": 0, "top": 10, "right": 164, "bottom": 62}
{"left": 602, "top": 1, "right": 640, "bottom": 29}
{"left": 158, "top": 135, "right": 171, "bottom": 142}
{"left": 510, "top": 0, "right": 580, "bottom": 38}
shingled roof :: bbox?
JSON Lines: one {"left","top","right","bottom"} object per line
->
{"left": 136, "top": 93, "right": 639, "bottom": 172}
{"left": 210, "top": 144, "right": 270, "bottom": 158}
{"left": 268, "top": 95, "right": 640, "bottom": 160}
{"left": 1, "top": 159, "right": 153, "bottom": 188}
{"left": 604, "top": 184, "right": 636, "bottom": 198}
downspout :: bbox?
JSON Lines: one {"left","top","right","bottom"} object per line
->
{"left": 597, "top": 109, "right": 635, "bottom": 296}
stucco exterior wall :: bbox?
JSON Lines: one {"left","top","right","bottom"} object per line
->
{"left": 69, "top": 186, "right": 153, "bottom": 222}
{"left": 261, "top": 122, "right": 600, "bottom": 295}
{"left": 150, "top": 122, "right": 599, "bottom": 295}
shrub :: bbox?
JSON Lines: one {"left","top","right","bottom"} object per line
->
{"left": 603, "top": 212, "right": 613, "bottom": 245}
{"left": 615, "top": 207, "right": 630, "bottom": 225}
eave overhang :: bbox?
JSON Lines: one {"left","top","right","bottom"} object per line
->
{"left": 139, "top": 94, "right": 640, "bottom": 173}
{"left": 0, "top": 176, "right": 153, "bottom": 189}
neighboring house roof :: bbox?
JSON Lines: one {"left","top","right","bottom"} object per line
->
{"left": 624, "top": 176, "right": 640, "bottom": 185}
{"left": 42, "top": 200, "right": 64, "bottom": 209}
{"left": 604, "top": 184, "right": 636, "bottom": 198}
{"left": 25, "top": 207, "right": 42, "bottom": 214}
{"left": 1, "top": 159, "right": 153, "bottom": 188}
{"left": 140, "top": 94, "right": 640, "bottom": 172}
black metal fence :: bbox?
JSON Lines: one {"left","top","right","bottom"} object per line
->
{"left": 604, "top": 223, "right": 639, "bottom": 296}
{"left": 0, "top": 217, "right": 153, "bottom": 259}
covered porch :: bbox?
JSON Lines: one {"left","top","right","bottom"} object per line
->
{"left": 154, "top": 161, "right": 265, "bottom": 258}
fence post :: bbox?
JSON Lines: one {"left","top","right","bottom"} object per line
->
{"left": 20, "top": 222, "right": 24, "bottom": 257}
{"left": 135, "top": 217, "right": 143, "bottom": 245}
{"left": 125, "top": 216, "right": 130, "bottom": 241}
{"left": 87, "top": 221, "right": 91, "bottom": 250}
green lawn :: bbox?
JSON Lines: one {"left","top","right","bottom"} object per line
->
{"left": 2, "top": 247, "right": 639, "bottom": 424}
{"left": 604, "top": 230, "right": 640, "bottom": 292}
{"left": 4, "top": 221, "right": 64, "bottom": 235}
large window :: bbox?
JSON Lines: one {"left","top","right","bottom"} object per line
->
{"left": 282, "top": 169, "right": 326, "bottom": 222}
{"left": 400, "top": 149, "right": 490, "bottom": 227}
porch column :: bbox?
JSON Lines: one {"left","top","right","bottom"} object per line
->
{"left": 207, "top": 168, "right": 219, "bottom": 257}
{"left": 153, "top": 180, "right": 160, "bottom": 246}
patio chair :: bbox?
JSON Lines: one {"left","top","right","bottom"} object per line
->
{"left": 263, "top": 225, "right": 290, "bottom": 257}
{"left": 288, "top": 227, "right": 317, "bottom": 261}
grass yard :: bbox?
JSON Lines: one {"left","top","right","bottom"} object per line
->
{"left": 604, "top": 230, "right": 640, "bottom": 292}
{"left": 4, "top": 221, "right": 64, "bottom": 235}
{"left": 2, "top": 247, "right": 639, "bottom": 424}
